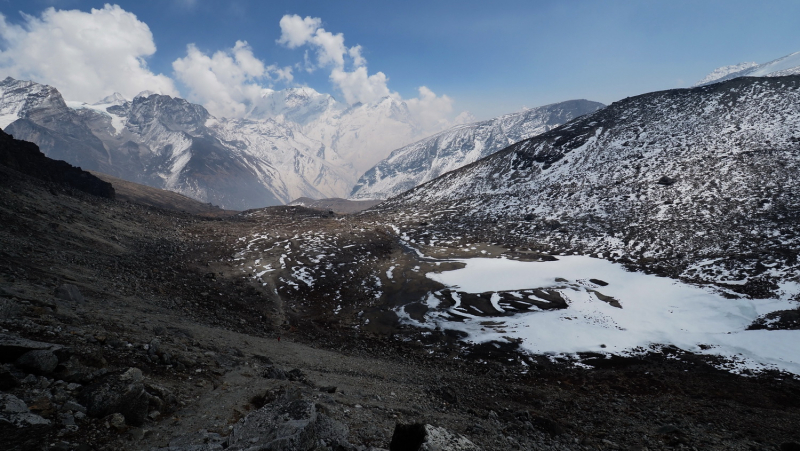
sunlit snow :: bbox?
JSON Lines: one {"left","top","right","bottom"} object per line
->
{"left": 420, "top": 256, "right": 800, "bottom": 375}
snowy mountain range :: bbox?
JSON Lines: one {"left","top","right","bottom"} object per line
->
{"left": 0, "top": 77, "right": 472, "bottom": 209}
{"left": 383, "top": 75, "right": 800, "bottom": 297}
{"left": 694, "top": 51, "right": 800, "bottom": 86}
{"left": 349, "top": 100, "right": 604, "bottom": 200}
{"left": 0, "top": 77, "right": 358, "bottom": 209}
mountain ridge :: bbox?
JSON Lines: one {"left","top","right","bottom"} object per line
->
{"left": 381, "top": 75, "right": 800, "bottom": 297}
{"left": 350, "top": 99, "right": 605, "bottom": 200}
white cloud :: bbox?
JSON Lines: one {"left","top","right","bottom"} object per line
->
{"left": 173, "top": 40, "right": 292, "bottom": 118}
{"left": 277, "top": 15, "right": 321, "bottom": 49}
{"left": 0, "top": 4, "right": 177, "bottom": 102}
{"left": 277, "top": 13, "right": 461, "bottom": 132}
{"left": 330, "top": 67, "right": 392, "bottom": 105}
{"left": 405, "top": 86, "right": 455, "bottom": 132}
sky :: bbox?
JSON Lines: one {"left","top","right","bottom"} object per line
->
{"left": 0, "top": 0, "right": 799, "bottom": 122}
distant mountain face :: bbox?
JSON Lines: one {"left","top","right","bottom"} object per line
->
{"left": 382, "top": 76, "right": 800, "bottom": 297}
{"left": 0, "top": 77, "right": 356, "bottom": 210}
{"left": 349, "top": 100, "right": 605, "bottom": 200}
{"left": 694, "top": 51, "right": 800, "bottom": 86}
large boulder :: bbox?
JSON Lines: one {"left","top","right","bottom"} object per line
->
{"left": 226, "top": 389, "right": 353, "bottom": 451}
{"left": 390, "top": 423, "right": 481, "bottom": 451}
{"left": 0, "top": 393, "right": 52, "bottom": 451}
{"left": 78, "top": 367, "right": 149, "bottom": 426}
{"left": 0, "top": 333, "right": 65, "bottom": 363}
{"left": 15, "top": 349, "right": 59, "bottom": 375}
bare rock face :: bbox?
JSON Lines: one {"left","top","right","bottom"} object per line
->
{"left": 390, "top": 423, "right": 481, "bottom": 451}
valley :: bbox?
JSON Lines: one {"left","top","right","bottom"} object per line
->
{"left": 2, "top": 133, "right": 800, "bottom": 449}
{"left": 2, "top": 51, "right": 800, "bottom": 451}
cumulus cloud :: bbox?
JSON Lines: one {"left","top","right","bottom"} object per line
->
{"left": 173, "top": 40, "right": 293, "bottom": 118}
{"left": 277, "top": 13, "right": 457, "bottom": 130}
{"left": 0, "top": 4, "right": 177, "bottom": 102}
{"left": 329, "top": 67, "right": 392, "bottom": 105}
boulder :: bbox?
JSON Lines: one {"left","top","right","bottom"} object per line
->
{"left": 0, "top": 333, "right": 65, "bottom": 363}
{"left": 78, "top": 367, "right": 148, "bottom": 426}
{"left": 0, "top": 393, "right": 52, "bottom": 451}
{"left": 15, "top": 349, "right": 59, "bottom": 375}
{"left": 226, "top": 389, "right": 354, "bottom": 451}
{"left": 390, "top": 423, "right": 481, "bottom": 451}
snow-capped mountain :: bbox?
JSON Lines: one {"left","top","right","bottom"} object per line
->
{"left": 245, "top": 87, "right": 340, "bottom": 126}
{"left": 0, "top": 77, "right": 355, "bottom": 210}
{"left": 382, "top": 75, "right": 800, "bottom": 297}
{"left": 350, "top": 99, "right": 605, "bottom": 200}
{"left": 694, "top": 51, "right": 800, "bottom": 86}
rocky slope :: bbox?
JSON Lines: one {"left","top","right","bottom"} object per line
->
{"left": 0, "top": 77, "right": 355, "bottom": 210}
{"left": 2, "top": 152, "right": 800, "bottom": 450}
{"left": 381, "top": 75, "right": 800, "bottom": 297}
{"left": 0, "top": 128, "right": 113, "bottom": 199}
{"left": 350, "top": 100, "right": 604, "bottom": 200}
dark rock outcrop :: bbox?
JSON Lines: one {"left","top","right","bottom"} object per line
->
{"left": 78, "top": 367, "right": 148, "bottom": 426}
{"left": 0, "top": 128, "right": 114, "bottom": 199}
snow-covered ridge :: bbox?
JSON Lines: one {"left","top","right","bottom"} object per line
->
{"left": 694, "top": 51, "right": 800, "bottom": 86}
{"left": 350, "top": 99, "right": 605, "bottom": 200}
{"left": 384, "top": 75, "right": 800, "bottom": 293}
{"left": 0, "top": 77, "right": 357, "bottom": 209}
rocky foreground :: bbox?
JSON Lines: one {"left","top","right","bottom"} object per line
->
{"left": 2, "top": 141, "right": 800, "bottom": 450}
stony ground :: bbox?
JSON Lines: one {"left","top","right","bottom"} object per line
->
{"left": 2, "top": 165, "right": 800, "bottom": 450}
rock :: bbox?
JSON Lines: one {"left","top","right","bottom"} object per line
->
{"left": 54, "top": 284, "right": 85, "bottom": 303}
{"left": 144, "top": 382, "right": 178, "bottom": 415}
{"left": 226, "top": 389, "right": 354, "bottom": 451}
{"left": 107, "top": 412, "right": 126, "bottom": 431}
{"left": 0, "top": 333, "right": 64, "bottom": 363}
{"left": 389, "top": 423, "right": 481, "bottom": 451}
{"left": 657, "top": 176, "right": 677, "bottom": 186}
{"left": 261, "top": 365, "right": 288, "bottom": 380}
{"left": 286, "top": 368, "right": 307, "bottom": 382}
{"left": 61, "top": 401, "right": 87, "bottom": 414}
{"left": 78, "top": 367, "right": 149, "bottom": 426}
{"left": 15, "top": 349, "right": 59, "bottom": 375}
{"left": 0, "top": 393, "right": 52, "bottom": 451}
{"left": 53, "top": 356, "right": 102, "bottom": 384}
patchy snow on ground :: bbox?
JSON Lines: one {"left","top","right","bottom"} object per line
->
{"left": 422, "top": 256, "right": 800, "bottom": 375}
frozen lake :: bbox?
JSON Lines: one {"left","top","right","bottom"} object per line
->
{"left": 414, "top": 256, "right": 800, "bottom": 375}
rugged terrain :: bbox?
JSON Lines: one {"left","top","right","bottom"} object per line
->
{"left": 350, "top": 100, "right": 604, "bottom": 200}
{"left": 383, "top": 75, "right": 800, "bottom": 301}
{"left": 2, "top": 132, "right": 800, "bottom": 450}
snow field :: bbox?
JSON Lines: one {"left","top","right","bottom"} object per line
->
{"left": 420, "top": 256, "right": 800, "bottom": 375}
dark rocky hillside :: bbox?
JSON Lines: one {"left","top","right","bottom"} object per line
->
{"left": 0, "top": 129, "right": 114, "bottom": 199}
{"left": 2, "top": 144, "right": 800, "bottom": 450}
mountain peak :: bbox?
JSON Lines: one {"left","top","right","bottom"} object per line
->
{"left": 93, "top": 92, "right": 128, "bottom": 105}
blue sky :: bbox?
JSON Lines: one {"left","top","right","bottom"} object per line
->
{"left": 1, "top": 0, "right": 799, "bottom": 120}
